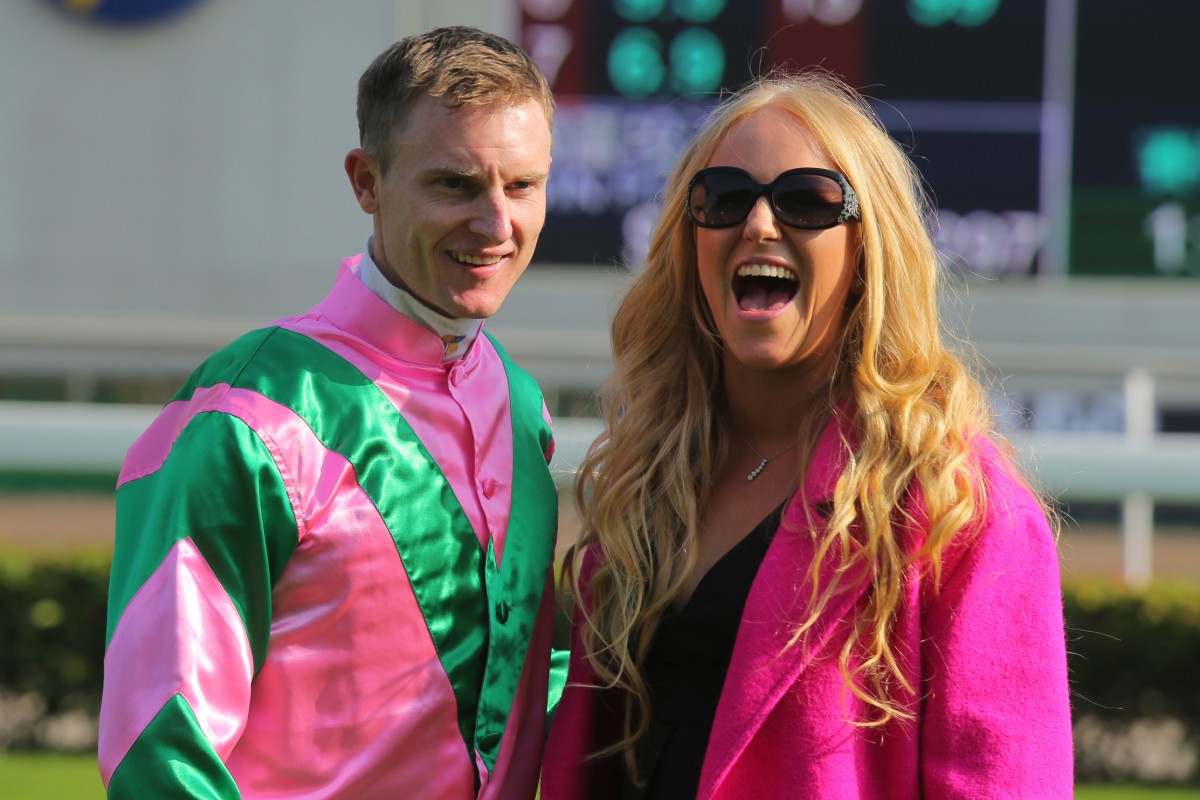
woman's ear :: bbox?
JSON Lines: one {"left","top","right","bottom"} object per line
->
{"left": 850, "top": 251, "right": 866, "bottom": 297}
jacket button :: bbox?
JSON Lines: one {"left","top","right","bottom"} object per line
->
{"left": 495, "top": 600, "right": 510, "bottom": 624}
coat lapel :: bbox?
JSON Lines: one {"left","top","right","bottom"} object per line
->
{"left": 699, "top": 413, "right": 870, "bottom": 799}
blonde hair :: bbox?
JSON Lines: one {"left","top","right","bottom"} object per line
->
{"left": 569, "top": 71, "right": 1020, "bottom": 774}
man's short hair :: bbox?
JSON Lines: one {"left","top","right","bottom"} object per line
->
{"left": 357, "top": 26, "right": 554, "bottom": 173}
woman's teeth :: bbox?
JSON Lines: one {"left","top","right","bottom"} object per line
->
{"left": 736, "top": 263, "right": 797, "bottom": 281}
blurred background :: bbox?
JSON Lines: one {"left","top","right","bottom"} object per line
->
{"left": 1, "top": 0, "right": 1198, "bottom": 795}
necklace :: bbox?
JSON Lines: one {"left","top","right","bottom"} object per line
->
{"left": 736, "top": 431, "right": 799, "bottom": 482}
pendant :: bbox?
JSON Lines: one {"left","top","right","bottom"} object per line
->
{"left": 746, "top": 458, "right": 768, "bottom": 481}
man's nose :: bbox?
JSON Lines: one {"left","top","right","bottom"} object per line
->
{"left": 468, "top": 188, "right": 513, "bottom": 243}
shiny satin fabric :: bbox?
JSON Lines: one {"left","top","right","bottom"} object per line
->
{"left": 218, "top": 326, "right": 499, "bottom": 775}
{"left": 100, "top": 536, "right": 253, "bottom": 787}
{"left": 102, "top": 262, "right": 558, "bottom": 798}
{"left": 473, "top": 333, "right": 558, "bottom": 774}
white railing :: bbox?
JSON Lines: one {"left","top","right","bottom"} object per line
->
{"left": 2, "top": 402, "right": 1196, "bottom": 586}
{"left": 2, "top": 273, "right": 1199, "bottom": 586}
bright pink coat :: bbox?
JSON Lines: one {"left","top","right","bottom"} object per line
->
{"left": 542, "top": 415, "right": 1074, "bottom": 799}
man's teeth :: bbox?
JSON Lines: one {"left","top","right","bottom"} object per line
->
{"left": 453, "top": 252, "right": 503, "bottom": 266}
{"left": 736, "top": 264, "right": 797, "bottom": 280}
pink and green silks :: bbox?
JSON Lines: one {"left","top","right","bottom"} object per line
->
{"left": 99, "top": 257, "right": 558, "bottom": 799}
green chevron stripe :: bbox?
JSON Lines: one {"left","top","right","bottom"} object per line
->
{"left": 108, "top": 693, "right": 240, "bottom": 799}
{"left": 108, "top": 412, "right": 296, "bottom": 674}
{"left": 196, "top": 326, "right": 489, "bottom": 770}
{"left": 473, "top": 333, "right": 558, "bottom": 771}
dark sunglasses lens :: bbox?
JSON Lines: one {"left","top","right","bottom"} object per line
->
{"left": 773, "top": 174, "right": 845, "bottom": 228}
{"left": 691, "top": 173, "right": 756, "bottom": 227}
{"left": 691, "top": 171, "right": 848, "bottom": 229}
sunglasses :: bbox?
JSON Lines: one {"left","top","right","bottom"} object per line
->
{"left": 686, "top": 166, "right": 861, "bottom": 230}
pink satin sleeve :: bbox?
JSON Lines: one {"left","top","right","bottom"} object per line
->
{"left": 98, "top": 537, "right": 253, "bottom": 787}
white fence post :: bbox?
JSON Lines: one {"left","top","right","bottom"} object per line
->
{"left": 1122, "top": 368, "right": 1157, "bottom": 587}
{"left": 1121, "top": 491, "right": 1154, "bottom": 589}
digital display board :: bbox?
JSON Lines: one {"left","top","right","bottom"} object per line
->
{"left": 518, "top": 0, "right": 1199, "bottom": 278}
{"left": 1070, "top": 0, "right": 1200, "bottom": 277}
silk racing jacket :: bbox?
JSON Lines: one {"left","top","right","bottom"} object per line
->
{"left": 99, "top": 255, "right": 558, "bottom": 799}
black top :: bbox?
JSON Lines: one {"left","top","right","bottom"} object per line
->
{"left": 617, "top": 504, "right": 784, "bottom": 800}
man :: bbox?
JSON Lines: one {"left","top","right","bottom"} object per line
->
{"left": 99, "top": 27, "right": 558, "bottom": 799}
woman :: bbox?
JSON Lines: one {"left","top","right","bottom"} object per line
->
{"left": 542, "top": 72, "right": 1073, "bottom": 799}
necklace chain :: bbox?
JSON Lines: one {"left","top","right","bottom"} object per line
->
{"left": 735, "top": 431, "right": 799, "bottom": 482}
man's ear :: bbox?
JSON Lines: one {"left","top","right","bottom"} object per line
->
{"left": 345, "top": 148, "right": 380, "bottom": 214}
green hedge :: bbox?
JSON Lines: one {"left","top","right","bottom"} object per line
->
{"left": 1065, "top": 580, "right": 1200, "bottom": 782}
{"left": 1, "top": 553, "right": 1197, "bottom": 780}
{"left": 0, "top": 554, "right": 108, "bottom": 750}
{"left": 1066, "top": 580, "right": 1200, "bottom": 728}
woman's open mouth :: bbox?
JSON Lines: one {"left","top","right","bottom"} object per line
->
{"left": 733, "top": 263, "right": 799, "bottom": 313}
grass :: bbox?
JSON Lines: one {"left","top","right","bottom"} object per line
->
{"left": 0, "top": 752, "right": 1195, "bottom": 799}
{"left": 1076, "top": 786, "right": 1200, "bottom": 799}
{"left": 0, "top": 752, "right": 105, "bottom": 799}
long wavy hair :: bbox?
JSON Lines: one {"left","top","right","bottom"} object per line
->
{"left": 567, "top": 70, "right": 1027, "bottom": 774}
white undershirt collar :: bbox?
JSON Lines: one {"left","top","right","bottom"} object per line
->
{"left": 357, "top": 237, "right": 482, "bottom": 362}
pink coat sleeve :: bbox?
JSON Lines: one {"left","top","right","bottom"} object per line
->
{"left": 919, "top": 452, "right": 1074, "bottom": 797}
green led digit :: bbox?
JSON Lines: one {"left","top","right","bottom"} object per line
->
{"left": 909, "top": 0, "right": 999, "bottom": 27}
{"left": 909, "top": 0, "right": 954, "bottom": 26}
{"left": 672, "top": 0, "right": 725, "bottom": 24}
{"left": 957, "top": 0, "right": 1000, "bottom": 26}
{"left": 1138, "top": 129, "right": 1200, "bottom": 195}
{"left": 614, "top": 0, "right": 666, "bottom": 23}
{"left": 608, "top": 27, "right": 666, "bottom": 97}
{"left": 669, "top": 27, "right": 724, "bottom": 95}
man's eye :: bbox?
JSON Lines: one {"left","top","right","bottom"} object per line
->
{"left": 440, "top": 177, "right": 468, "bottom": 190}
{"left": 509, "top": 181, "right": 534, "bottom": 192}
